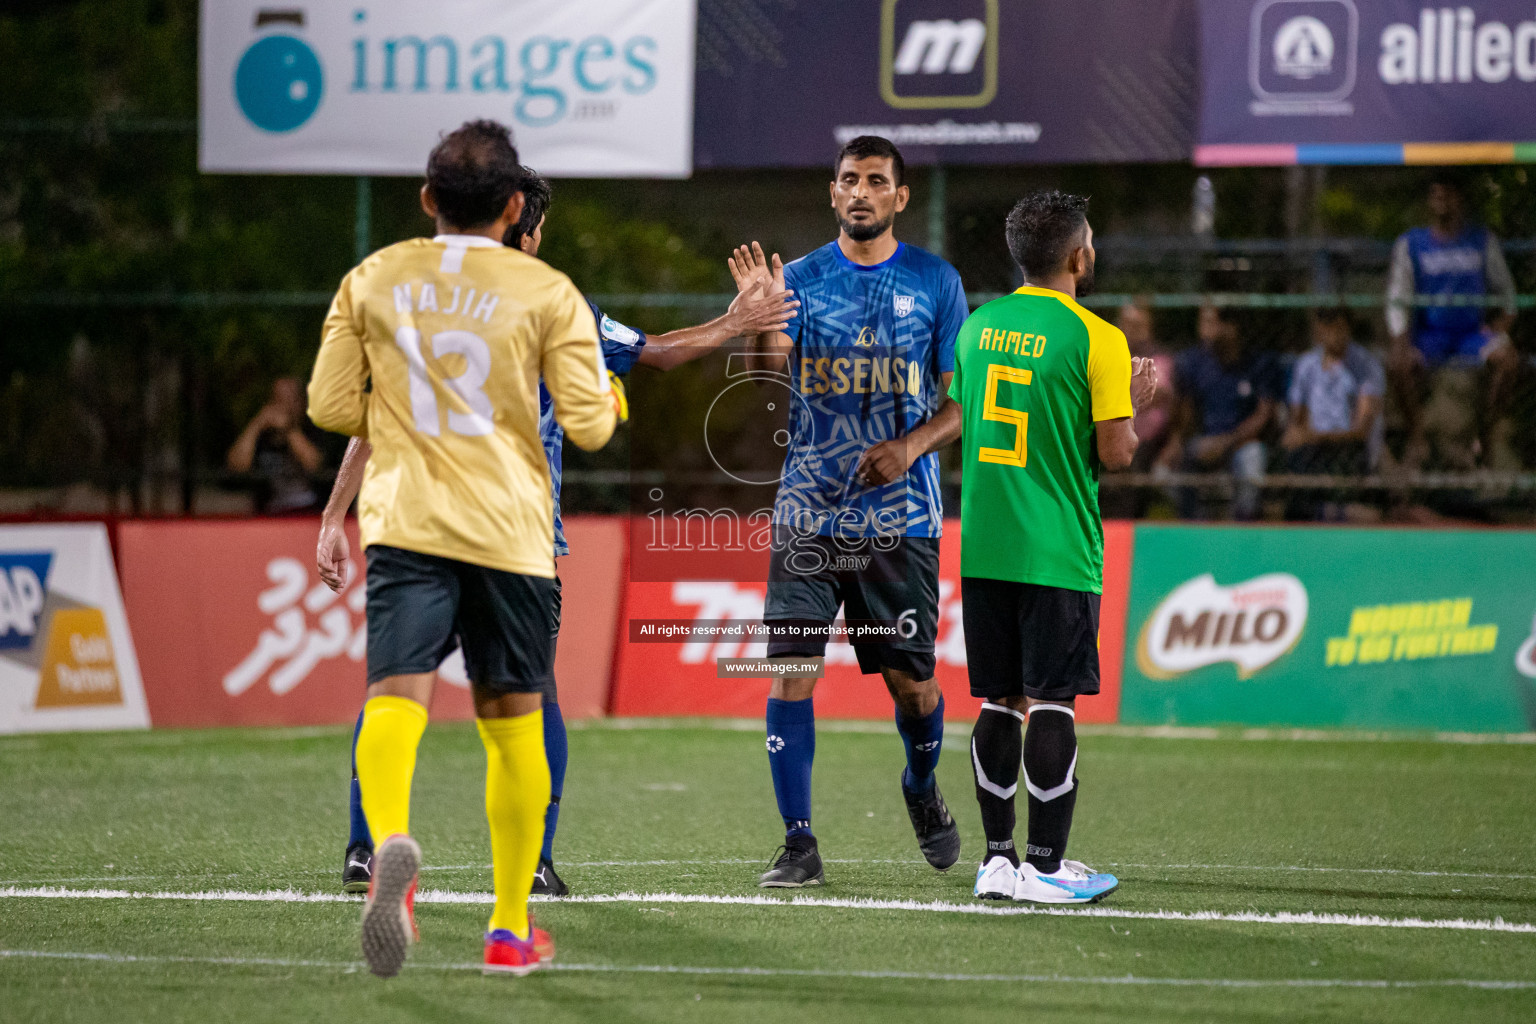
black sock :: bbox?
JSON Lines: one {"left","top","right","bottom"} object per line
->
{"left": 970, "top": 702, "right": 1024, "bottom": 867}
{"left": 1023, "top": 705, "right": 1078, "bottom": 874}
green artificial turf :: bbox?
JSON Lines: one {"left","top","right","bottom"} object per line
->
{"left": 1, "top": 720, "right": 1533, "bottom": 1023}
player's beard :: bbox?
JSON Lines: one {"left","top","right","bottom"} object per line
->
{"left": 838, "top": 210, "right": 894, "bottom": 242}
{"left": 1075, "top": 256, "right": 1097, "bottom": 297}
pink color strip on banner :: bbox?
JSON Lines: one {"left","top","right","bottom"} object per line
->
{"left": 1194, "top": 145, "right": 1297, "bottom": 166}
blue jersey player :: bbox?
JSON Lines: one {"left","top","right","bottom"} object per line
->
{"left": 319, "top": 170, "right": 797, "bottom": 897}
{"left": 729, "top": 136, "right": 968, "bottom": 887}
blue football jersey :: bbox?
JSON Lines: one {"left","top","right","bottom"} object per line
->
{"left": 540, "top": 300, "right": 646, "bottom": 556}
{"left": 776, "top": 241, "right": 967, "bottom": 538}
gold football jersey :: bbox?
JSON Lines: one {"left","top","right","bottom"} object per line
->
{"left": 308, "top": 235, "right": 616, "bottom": 577}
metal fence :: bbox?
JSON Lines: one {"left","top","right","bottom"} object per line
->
{"left": 2, "top": 288, "right": 1533, "bottom": 525}
{"left": 4, "top": 118, "right": 1534, "bottom": 521}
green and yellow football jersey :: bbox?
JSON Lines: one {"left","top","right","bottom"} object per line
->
{"left": 947, "top": 286, "right": 1133, "bottom": 593}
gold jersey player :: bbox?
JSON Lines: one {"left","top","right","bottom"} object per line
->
{"left": 948, "top": 191, "right": 1156, "bottom": 904}
{"left": 307, "top": 121, "right": 618, "bottom": 977}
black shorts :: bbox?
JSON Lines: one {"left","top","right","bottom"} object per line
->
{"left": 543, "top": 576, "right": 562, "bottom": 699}
{"left": 962, "top": 577, "right": 1101, "bottom": 702}
{"left": 764, "top": 533, "right": 940, "bottom": 679}
{"left": 366, "top": 545, "right": 555, "bottom": 695}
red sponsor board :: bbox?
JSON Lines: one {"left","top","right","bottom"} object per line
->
{"left": 118, "top": 518, "right": 624, "bottom": 728}
{"left": 610, "top": 521, "right": 1132, "bottom": 722}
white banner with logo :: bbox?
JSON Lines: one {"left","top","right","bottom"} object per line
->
{"left": 200, "top": 0, "right": 696, "bottom": 176}
{"left": 0, "top": 524, "right": 149, "bottom": 734}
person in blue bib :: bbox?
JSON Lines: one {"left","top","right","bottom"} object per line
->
{"left": 1385, "top": 175, "right": 1519, "bottom": 467}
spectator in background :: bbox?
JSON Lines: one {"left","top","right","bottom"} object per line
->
{"left": 1282, "top": 306, "right": 1385, "bottom": 520}
{"left": 1100, "top": 299, "right": 1176, "bottom": 517}
{"left": 1120, "top": 299, "right": 1176, "bottom": 461}
{"left": 226, "top": 376, "right": 324, "bottom": 514}
{"left": 1386, "top": 174, "right": 1519, "bottom": 467}
{"left": 1158, "top": 304, "right": 1281, "bottom": 520}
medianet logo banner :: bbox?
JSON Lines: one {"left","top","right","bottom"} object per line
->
{"left": 199, "top": 0, "right": 697, "bottom": 176}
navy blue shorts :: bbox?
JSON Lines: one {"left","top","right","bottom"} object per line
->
{"left": 764, "top": 533, "right": 940, "bottom": 679}
{"left": 365, "top": 545, "right": 555, "bottom": 695}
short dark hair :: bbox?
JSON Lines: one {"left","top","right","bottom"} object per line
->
{"left": 1428, "top": 169, "right": 1468, "bottom": 195}
{"left": 505, "top": 168, "right": 551, "bottom": 249}
{"left": 1314, "top": 303, "right": 1353, "bottom": 329}
{"left": 1206, "top": 303, "right": 1243, "bottom": 327}
{"left": 834, "top": 135, "right": 905, "bottom": 187}
{"left": 1005, "top": 190, "right": 1089, "bottom": 279}
{"left": 425, "top": 120, "right": 523, "bottom": 231}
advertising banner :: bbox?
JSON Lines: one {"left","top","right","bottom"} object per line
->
{"left": 1120, "top": 525, "right": 1536, "bottom": 732}
{"left": 694, "top": 0, "right": 1196, "bottom": 168}
{"left": 1198, "top": 0, "right": 1536, "bottom": 165}
{"left": 118, "top": 518, "right": 623, "bottom": 728}
{"left": 200, "top": 0, "right": 696, "bottom": 176}
{"left": 610, "top": 522, "right": 1133, "bottom": 722}
{"left": 0, "top": 524, "right": 149, "bottom": 735}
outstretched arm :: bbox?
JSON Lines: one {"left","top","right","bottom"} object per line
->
{"left": 637, "top": 277, "right": 798, "bottom": 370}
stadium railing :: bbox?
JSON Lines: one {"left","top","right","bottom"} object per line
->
{"left": 2, "top": 285, "right": 1534, "bottom": 523}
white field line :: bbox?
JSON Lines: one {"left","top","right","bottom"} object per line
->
{"left": 6, "top": 861, "right": 1531, "bottom": 886}
{"left": 5, "top": 719, "right": 1532, "bottom": 747}
{"left": 413, "top": 860, "right": 1536, "bottom": 882}
{"left": 3, "top": 886, "right": 1534, "bottom": 935}
{"left": 0, "top": 948, "right": 1531, "bottom": 990}
{"left": 576, "top": 718, "right": 1536, "bottom": 744}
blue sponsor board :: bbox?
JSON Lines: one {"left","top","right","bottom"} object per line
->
{"left": 1199, "top": 0, "right": 1536, "bottom": 160}
{"left": 0, "top": 552, "right": 54, "bottom": 651}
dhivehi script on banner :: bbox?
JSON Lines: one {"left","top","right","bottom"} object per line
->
{"left": 200, "top": 0, "right": 696, "bottom": 176}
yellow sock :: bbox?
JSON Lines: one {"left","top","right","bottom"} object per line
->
{"left": 355, "top": 695, "right": 429, "bottom": 842}
{"left": 477, "top": 710, "right": 550, "bottom": 938}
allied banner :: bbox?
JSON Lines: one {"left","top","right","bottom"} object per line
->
{"left": 610, "top": 522, "right": 1134, "bottom": 722}
{"left": 1120, "top": 525, "right": 1536, "bottom": 732}
{"left": 1198, "top": 0, "right": 1536, "bottom": 165}
{"left": 694, "top": 0, "right": 1196, "bottom": 168}
{"left": 117, "top": 518, "right": 624, "bottom": 728}
{"left": 200, "top": 0, "right": 696, "bottom": 176}
{"left": 0, "top": 524, "right": 149, "bottom": 734}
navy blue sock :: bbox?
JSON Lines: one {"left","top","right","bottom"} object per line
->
{"left": 766, "top": 697, "right": 815, "bottom": 837}
{"left": 541, "top": 698, "right": 567, "bottom": 863}
{"left": 347, "top": 707, "right": 372, "bottom": 849}
{"left": 897, "top": 695, "right": 945, "bottom": 794}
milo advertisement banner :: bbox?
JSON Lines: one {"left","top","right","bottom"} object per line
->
{"left": 1121, "top": 525, "right": 1536, "bottom": 732}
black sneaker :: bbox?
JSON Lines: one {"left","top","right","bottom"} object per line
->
{"left": 903, "top": 776, "right": 961, "bottom": 870}
{"left": 531, "top": 858, "right": 570, "bottom": 897}
{"left": 342, "top": 841, "right": 373, "bottom": 894}
{"left": 758, "top": 835, "right": 825, "bottom": 888}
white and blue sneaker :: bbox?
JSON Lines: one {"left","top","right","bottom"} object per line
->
{"left": 1013, "top": 859, "right": 1119, "bottom": 904}
{"left": 973, "top": 856, "right": 1019, "bottom": 900}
